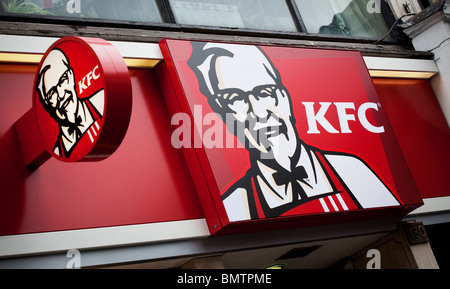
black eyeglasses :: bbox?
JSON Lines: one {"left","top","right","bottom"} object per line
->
{"left": 43, "top": 69, "right": 71, "bottom": 105}
{"left": 214, "top": 84, "right": 280, "bottom": 111}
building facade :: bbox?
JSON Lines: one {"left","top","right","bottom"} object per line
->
{"left": 0, "top": 0, "right": 449, "bottom": 269}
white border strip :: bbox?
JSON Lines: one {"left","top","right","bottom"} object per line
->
{"left": 0, "top": 34, "right": 438, "bottom": 73}
{"left": 0, "top": 34, "right": 162, "bottom": 60}
{"left": 2, "top": 196, "right": 447, "bottom": 258}
{"left": 0, "top": 219, "right": 209, "bottom": 258}
{"left": 0, "top": 34, "right": 58, "bottom": 54}
{"left": 409, "top": 196, "right": 450, "bottom": 216}
{"left": 363, "top": 56, "right": 438, "bottom": 73}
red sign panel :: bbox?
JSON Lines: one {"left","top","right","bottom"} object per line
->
{"left": 158, "top": 39, "right": 423, "bottom": 235}
{"left": 33, "top": 37, "right": 132, "bottom": 162}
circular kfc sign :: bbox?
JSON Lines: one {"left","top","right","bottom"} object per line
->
{"left": 33, "top": 37, "right": 132, "bottom": 162}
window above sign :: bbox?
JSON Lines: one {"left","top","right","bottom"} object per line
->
{"left": 168, "top": 0, "right": 298, "bottom": 32}
{"left": 0, "top": 0, "right": 426, "bottom": 42}
{"left": 0, "top": 0, "right": 164, "bottom": 23}
{"left": 294, "top": 0, "right": 391, "bottom": 39}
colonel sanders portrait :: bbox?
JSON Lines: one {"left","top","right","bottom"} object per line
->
{"left": 187, "top": 42, "right": 400, "bottom": 222}
{"left": 36, "top": 48, "right": 104, "bottom": 158}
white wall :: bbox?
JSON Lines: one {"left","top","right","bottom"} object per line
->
{"left": 405, "top": 10, "right": 450, "bottom": 127}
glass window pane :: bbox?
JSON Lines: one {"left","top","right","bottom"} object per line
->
{"left": 1, "top": 0, "right": 164, "bottom": 23}
{"left": 294, "top": 0, "right": 391, "bottom": 39}
{"left": 169, "top": 0, "right": 298, "bottom": 32}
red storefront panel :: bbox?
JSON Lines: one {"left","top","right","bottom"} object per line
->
{"left": 159, "top": 39, "right": 423, "bottom": 235}
{"left": 2, "top": 41, "right": 443, "bottom": 239}
{"left": 374, "top": 78, "right": 450, "bottom": 199}
{"left": 0, "top": 64, "right": 204, "bottom": 236}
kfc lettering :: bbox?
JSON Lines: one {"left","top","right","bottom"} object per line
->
{"left": 33, "top": 37, "right": 132, "bottom": 162}
{"left": 303, "top": 102, "right": 385, "bottom": 134}
{"left": 78, "top": 65, "right": 101, "bottom": 94}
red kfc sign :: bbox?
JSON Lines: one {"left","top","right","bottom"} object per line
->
{"left": 33, "top": 37, "right": 132, "bottom": 162}
{"left": 158, "top": 39, "right": 423, "bottom": 235}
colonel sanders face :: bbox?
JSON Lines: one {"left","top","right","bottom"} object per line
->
{"left": 189, "top": 43, "right": 299, "bottom": 159}
{"left": 36, "top": 49, "right": 79, "bottom": 127}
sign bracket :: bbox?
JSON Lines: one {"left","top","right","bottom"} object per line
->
{"left": 14, "top": 108, "right": 51, "bottom": 170}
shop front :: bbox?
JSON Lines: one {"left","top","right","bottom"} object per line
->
{"left": 0, "top": 1, "right": 449, "bottom": 269}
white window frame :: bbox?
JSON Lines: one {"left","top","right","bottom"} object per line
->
{"left": 387, "top": 0, "right": 424, "bottom": 20}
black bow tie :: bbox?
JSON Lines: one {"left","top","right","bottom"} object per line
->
{"left": 272, "top": 166, "right": 308, "bottom": 187}
{"left": 67, "top": 115, "right": 83, "bottom": 138}
{"left": 272, "top": 165, "right": 309, "bottom": 201}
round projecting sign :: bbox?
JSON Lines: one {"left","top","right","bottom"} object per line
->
{"left": 33, "top": 37, "right": 132, "bottom": 162}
